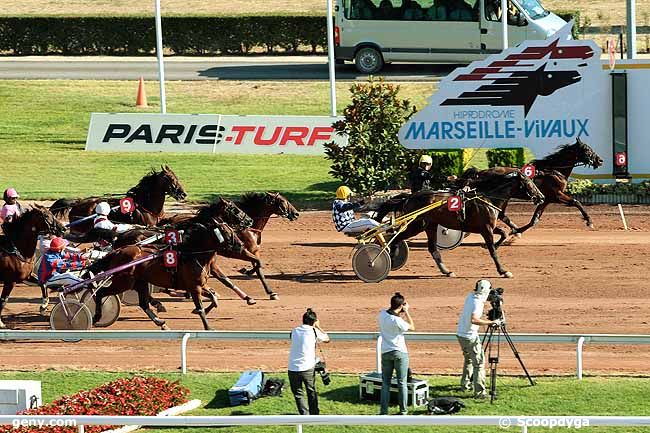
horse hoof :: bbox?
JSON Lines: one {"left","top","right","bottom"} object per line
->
{"left": 155, "top": 305, "right": 167, "bottom": 313}
{"left": 502, "top": 271, "right": 513, "bottom": 278}
{"left": 191, "top": 308, "right": 200, "bottom": 315}
{"left": 514, "top": 232, "right": 522, "bottom": 238}
{"left": 160, "top": 324, "right": 170, "bottom": 331}
{"left": 270, "top": 293, "right": 279, "bottom": 300}
{"left": 587, "top": 223, "right": 595, "bottom": 230}
{"left": 245, "top": 297, "right": 257, "bottom": 305}
{"left": 39, "top": 306, "right": 48, "bottom": 315}
{"left": 446, "top": 272, "right": 456, "bottom": 278}
{"left": 0, "top": 321, "right": 6, "bottom": 329}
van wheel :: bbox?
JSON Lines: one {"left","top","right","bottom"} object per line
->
{"left": 354, "top": 47, "right": 384, "bottom": 74}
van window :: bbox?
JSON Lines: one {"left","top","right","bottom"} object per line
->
{"left": 344, "top": 0, "right": 477, "bottom": 21}
{"left": 517, "top": 0, "right": 549, "bottom": 19}
{"left": 485, "top": 0, "right": 525, "bottom": 24}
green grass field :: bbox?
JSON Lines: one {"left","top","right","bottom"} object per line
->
{"left": 0, "top": 80, "right": 444, "bottom": 207}
{"left": 2, "top": 371, "right": 649, "bottom": 433}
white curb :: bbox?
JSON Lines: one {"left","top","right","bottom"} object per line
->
{"left": 100, "top": 399, "right": 202, "bottom": 433}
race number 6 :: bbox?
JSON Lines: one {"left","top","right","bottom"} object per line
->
{"left": 165, "top": 230, "right": 181, "bottom": 245}
{"left": 120, "top": 197, "right": 135, "bottom": 214}
{"left": 447, "top": 195, "right": 462, "bottom": 212}
{"left": 163, "top": 250, "right": 178, "bottom": 268}
{"left": 615, "top": 152, "right": 627, "bottom": 167}
{"left": 521, "top": 164, "right": 536, "bottom": 178}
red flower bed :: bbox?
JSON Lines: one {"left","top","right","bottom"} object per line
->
{"left": 1, "top": 376, "right": 189, "bottom": 433}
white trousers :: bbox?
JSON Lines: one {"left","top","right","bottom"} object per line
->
{"left": 46, "top": 272, "right": 84, "bottom": 288}
{"left": 342, "top": 218, "right": 380, "bottom": 234}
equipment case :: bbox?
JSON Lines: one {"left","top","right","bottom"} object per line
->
{"left": 359, "top": 372, "right": 429, "bottom": 408}
{"left": 228, "top": 370, "right": 264, "bottom": 406}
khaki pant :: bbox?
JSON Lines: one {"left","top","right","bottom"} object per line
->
{"left": 457, "top": 335, "right": 486, "bottom": 396}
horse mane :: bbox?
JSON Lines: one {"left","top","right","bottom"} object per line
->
{"left": 126, "top": 168, "right": 162, "bottom": 197}
{"left": 194, "top": 198, "right": 253, "bottom": 230}
{"left": 530, "top": 143, "right": 578, "bottom": 168}
{"left": 0, "top": 208, "right": 37, "bottom": 238}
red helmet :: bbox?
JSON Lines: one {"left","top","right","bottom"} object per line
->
{"left": 49, "top": 237, "right": 68, "bottom": 251}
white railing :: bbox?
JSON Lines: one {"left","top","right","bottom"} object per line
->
{"left": 2, "top": 415, "right": 650, "bottom": 433}
{"left": 1, "top": 330, "right": 649, "bottom": 378}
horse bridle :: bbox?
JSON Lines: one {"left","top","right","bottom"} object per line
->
{"left": 269, "top": 192, "right": 291, "bottom": 218}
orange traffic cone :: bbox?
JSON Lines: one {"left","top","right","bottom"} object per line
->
{"left": 136, "top": 76, "right": 148, "bottom": 108}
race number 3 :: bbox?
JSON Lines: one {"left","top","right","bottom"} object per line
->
{"left": 615, "top": 152, "right": 627, "bottom": 167}
{"left": 120, "top": 197, "right": 135, "bottom": 214}
{"left": 447, "top": 196, "right": 462, "bottom": 212}
{"left": 521, "top": 164, "right": 536, "bottom": 178}
{"left": 165, "top": 230, "right": 181, "bottom": 245}
{"left": 163, "top": 250, "right": 178, "bottom": 268}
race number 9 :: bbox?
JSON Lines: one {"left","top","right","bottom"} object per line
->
{"left": 521, "top": 164, "right": 536, "bottom": 178}
{"left": 615, "top": 152, "right": 627, "bottom": 167}
{"left": 165, "top": 230, "right": 181, "bottom": 245}
{"left": 120, "top": 197, "right": 135, "bottom": 214}
{"left": 447, "top": 195, "right": 462, "bottom": 212}
{"left": 163, "top": 250, "right": 178, "bottom": 268}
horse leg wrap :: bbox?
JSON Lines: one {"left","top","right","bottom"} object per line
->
{"left": 0, "top": 297, "right": 6, "bottom": 311}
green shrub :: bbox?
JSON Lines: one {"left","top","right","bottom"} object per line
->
{"left": 0, "top": 16, "right": 327, "bottom": 55}
{"left": 486, "top": 148, "right": 525, "bottom": 168}
{"left": 324, "top": 78, "right": 417, "bottom": 195}
{"left": 567, "top": 179, "right": 650, "bottom": 197}
{"left": 554, "top": 10, "right": 581, "bottom": 39}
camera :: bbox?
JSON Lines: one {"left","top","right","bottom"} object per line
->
{"left": 487, "top": 287, "right": 505, "bottom": 321}
{"left": 314, "top": 360, "right": 331, "bottom": 386}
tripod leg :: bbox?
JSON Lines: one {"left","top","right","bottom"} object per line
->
{"left": 502, "top": 327, "right": 535, "bottom": 386}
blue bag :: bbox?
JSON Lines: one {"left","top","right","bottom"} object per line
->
{"left": 228, "top": 370, "right": 265, "bottom": 406}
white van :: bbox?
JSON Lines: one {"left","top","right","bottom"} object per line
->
{"left": 334, "top": 0, "right": 567, "bottom": 73}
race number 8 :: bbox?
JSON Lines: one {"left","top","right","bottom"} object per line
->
{"left": 521, "top": 164, "right": 536, "bottom": 178}
{"left": 165, "top": 230, "right": 180, "bottom": 245}
{"left": 448, "top": 195, "right": 462, "bottom": 212}
{"left": 120, "top": 197, "right": 134, "bottom": 214}
{"left": 615, "top": 152, "right": 627, "bottom": 167}
{"left": 164, "top": 250, "right": 178, "bottom": 268}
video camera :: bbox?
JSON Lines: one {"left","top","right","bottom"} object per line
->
{"left": 487, "top": 287, "right": 505, "bottom": 322}
{"left": 314, "top": 360, "right": 331, "bottom": 386}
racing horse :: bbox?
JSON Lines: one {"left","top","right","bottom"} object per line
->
{"left": 375, "top": 171, "right": 544, "bottom": 278}
{"left": 89, "top": 221, "right": 241, "bottom": 330}
{"left": 0, "top": 206, "right": 66, "bottom": 328}
{"left": 50, "top": 165, "right": 187, "bottom": 233}
{"left": 159, "top": 192, "right": 299, "bottom": 304}
{"left": 459, "top": 137, "right": 603, "bottom": 236}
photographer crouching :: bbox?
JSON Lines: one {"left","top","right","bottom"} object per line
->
{"left": 288, "top": 308, "right": 330, "bottom": 415}
{"left": 456, "top": 280, "right": 502, "bottom": 399}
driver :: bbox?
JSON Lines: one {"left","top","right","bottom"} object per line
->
{"left": 37, "top": 237, "right": 88, "bottom": 288}
{"left": 409, "top": 155, "right": 457, "bottom": 193}
{"left": 93, "top": 202, "right": 134, "bottom": 234}
{"left": 332, "top": 186, "right": 380, "bottom": 234}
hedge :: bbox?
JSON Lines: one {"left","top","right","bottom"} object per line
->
{"left": 0, "top": 16, "right": 327, "bottom": 55}
{"left": 0, "top": 11, "right": 580, "bottom": 56}
{"left": 486, "top": 148, "right": 525, "bottom": 168}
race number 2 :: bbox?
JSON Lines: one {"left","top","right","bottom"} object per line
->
{"left": 447, "top": 195, "right": 462, "bottom": 212}
{"left": 615, "top": 152, "right": 627, "bottom": 167}
{"left": 165, "top": 230, "right": 181, "bottom": 245}
{"left": 120, "top": 197, "right": 135, "bottom": 214}
{"left": 521, "top": 164, "right": 536, "bottom": 178}
{"left": 163, "top": 250, "right": 178, "bottom": 268}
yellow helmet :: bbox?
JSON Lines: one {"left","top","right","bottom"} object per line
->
{"left": 419, "top": 154, "right": 433, "bottom": 165}
{"left": 336, "top": 185, "right": 353, "bottom": 200}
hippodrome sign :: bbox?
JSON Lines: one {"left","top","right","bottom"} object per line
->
{"left": 399, "top": 22, "right": 650, "bottom": 180}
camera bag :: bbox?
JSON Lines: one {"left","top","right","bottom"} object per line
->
{"left": 427, "top": 397, "right": 465, "bottom": 415}
{"left": 228, "top": 370, "right": 265, "bottom": 406}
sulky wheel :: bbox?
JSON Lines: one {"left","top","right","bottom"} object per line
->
{"left": 119, "top": 289, "right": 140, "bottom": 306}
{"left": 352, "top": 244, "right": 391, "bottom": 283}
{"left": 49, "top": 300, "right": 92, "bottom": 331}
{"left": 80, "top": 290, "right": 121, "bottom": 328}
{"left": 388, "top": 239, "right": 409, "bottom": 271}
{"left": 436, "top": 226, "right": 464, "bottom": 250}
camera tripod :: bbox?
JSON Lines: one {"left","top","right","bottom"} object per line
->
{"left": 482, "top": 321, "right": 535, "bottom": 403}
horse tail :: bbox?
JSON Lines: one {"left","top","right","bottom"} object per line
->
{"left": 374, "top": 193, "right": 410, "bottom": 222}
{"left": 86, "top": 251, "right": 117, "bottom": 275}
{"left": 50, "top": 198, "right": 77, "bottom": 219}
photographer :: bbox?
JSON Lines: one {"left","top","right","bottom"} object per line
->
{"left": 456, "top": 280, "right": 502, "bottom": 399}
{"left": 378, "top": 292, "right": 415, "bottom": 415}
{"left": 288, "top": 308, "right": 330, "bottom": 415}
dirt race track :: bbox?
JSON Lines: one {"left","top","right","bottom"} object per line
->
{"left": 2, "top": 203, "right": 650, "bottom": 376}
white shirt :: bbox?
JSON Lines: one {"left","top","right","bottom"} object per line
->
{"left": 288, "top": 325, "right": 330, "bottom": 372}
{"left": 94, "top": 216, "right": 132, "bottom": 234}
{"left": 378, "top": 309, "right": 410, "bottom": 354}
{"left": 456, "top": 293, "right": 486, "bottom": 339}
